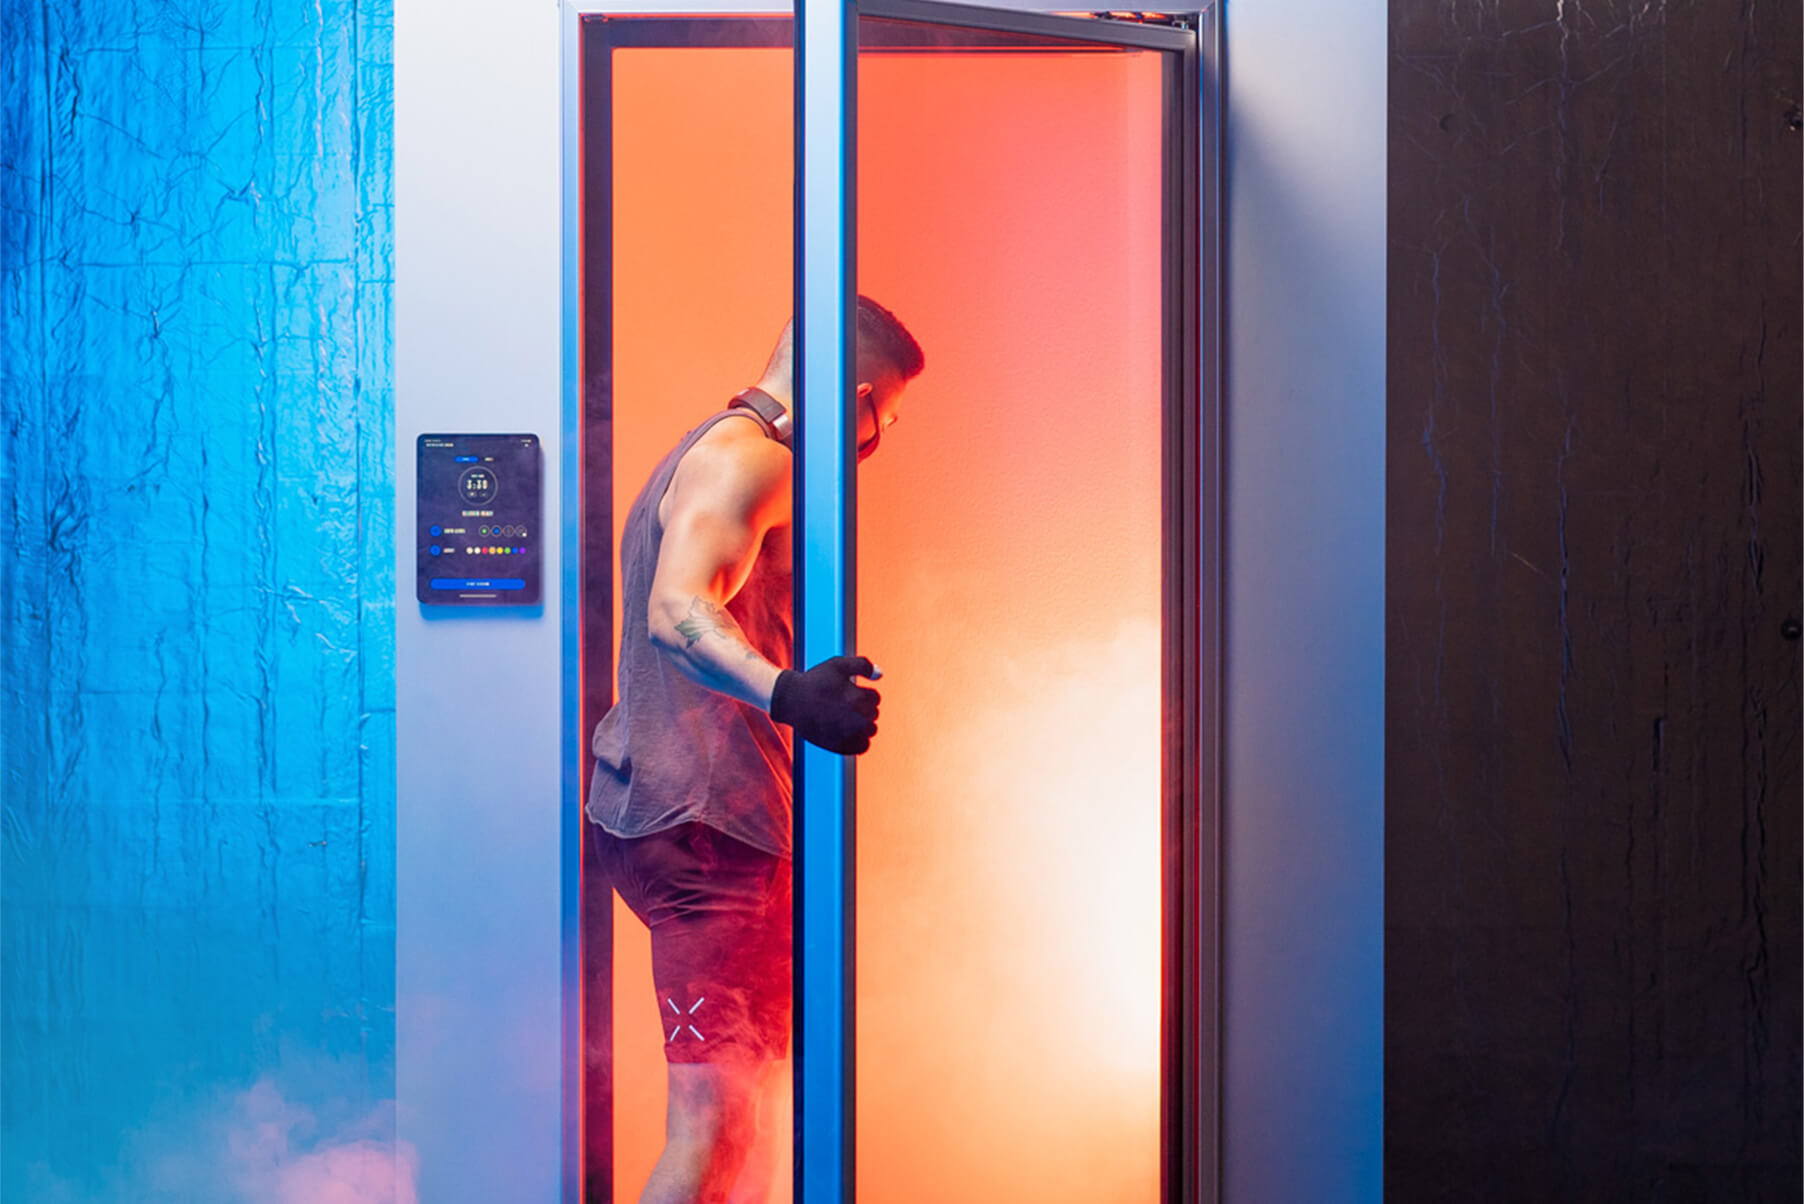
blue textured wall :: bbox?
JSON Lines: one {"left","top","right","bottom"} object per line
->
{"left": 1, "top": 0, "right": 397, "bottom": 1197}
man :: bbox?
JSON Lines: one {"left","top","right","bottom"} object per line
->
{"left": 587, "top": 297, "right": 925, "bottom": 1203}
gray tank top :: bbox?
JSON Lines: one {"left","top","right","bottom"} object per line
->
{"left": 585, "top": 408, "right": 794, "bottom": 857}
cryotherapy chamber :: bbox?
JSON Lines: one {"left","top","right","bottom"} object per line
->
{"left": 565, "top": 2, "right": 1221, "bottom": 1199}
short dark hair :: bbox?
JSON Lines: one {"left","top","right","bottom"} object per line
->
{"left": 856, "top": 295, "right": 925, "bottom": 382}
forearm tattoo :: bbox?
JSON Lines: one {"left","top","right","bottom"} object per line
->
{"left": 674, "top": 596, "right": 750, "bottom": 652}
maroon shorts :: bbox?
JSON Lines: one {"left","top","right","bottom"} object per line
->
{"left": 591, "top": 821, "right": 792, "bottom": 1064}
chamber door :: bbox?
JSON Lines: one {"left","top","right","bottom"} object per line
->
{"left": 847, "top": 7, "right": 1202, "bottom": 1202}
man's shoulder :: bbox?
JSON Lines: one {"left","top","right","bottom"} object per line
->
{"left": 682, "top": 414, "right": 790, "bottom": 479}
{"left": 664, "top": 413, "right": 792, "bottom": 520}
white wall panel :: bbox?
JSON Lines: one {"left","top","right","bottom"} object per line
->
{"left": 395, "top": 1, "right": 565, "bottom": 1199}
{"left": 1222, "top": 2, "right": 1386, "bottom": 1201}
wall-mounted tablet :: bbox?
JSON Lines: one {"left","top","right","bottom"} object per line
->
{"left": 416, "top": 434, "right": 543, "bottom": 606}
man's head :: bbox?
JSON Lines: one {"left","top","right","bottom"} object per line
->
{"left": 850, "top": 295, "right": 925, "bottom": 459}
{"left": 758, "top": 296, "right": 925, "bottom": 458}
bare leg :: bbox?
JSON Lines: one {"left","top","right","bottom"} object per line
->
{"left": 639, "top": 1062, "right": 765, "bottom": 1204}
{"left": 725, "top": 1059, "right": 788, "bottom": 1204}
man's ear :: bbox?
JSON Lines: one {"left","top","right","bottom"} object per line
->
{"left": 855, "top": 381, "right": 874, "bottom": 399}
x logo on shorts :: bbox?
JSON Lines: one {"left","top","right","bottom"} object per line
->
{"left": 666, "top": 996, "right": 706, "bottom": 1043}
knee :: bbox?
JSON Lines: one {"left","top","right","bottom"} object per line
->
{"left": 672, "top": 1096, "right": 757, "bottom": 1159}
{"left": 665, "top": 1065, "right": 764, "bottom": 1177}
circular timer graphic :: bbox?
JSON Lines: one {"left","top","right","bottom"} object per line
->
{"left": 459, "top": 465, "right": 499, "bottom": 505}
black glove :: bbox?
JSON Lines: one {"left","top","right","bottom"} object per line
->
{"left": 770, "top": 655, "right": 881, "bottom": 755}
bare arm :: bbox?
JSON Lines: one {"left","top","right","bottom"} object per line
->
{"left": 646, "top": 424, "right": 792, "bottom": 709}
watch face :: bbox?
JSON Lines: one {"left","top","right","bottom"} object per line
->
{"left": 416, "top": 434, "right": 542, "bottom": 606}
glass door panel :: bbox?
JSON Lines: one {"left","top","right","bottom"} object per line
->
{"left": 854, "top": 17, "right": 1172, "bottom": 1203}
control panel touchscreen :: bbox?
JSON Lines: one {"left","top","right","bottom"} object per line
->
{"left": 416, "top": 434, "right": 542, "bottom": 605}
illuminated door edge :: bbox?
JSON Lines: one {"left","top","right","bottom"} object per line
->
{"left": 559, "top": 13, "right": 585, "bottom": 1204}
{"left": 794, "top": 1, "right": 859, "bottom": 1202}
{"left": 1193, "top": 14, "right": 1226, "bottom": 1204}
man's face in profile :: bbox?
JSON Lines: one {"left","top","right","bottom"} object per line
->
{"left": 855, "top": 366, "right": 908, "bottom": 462}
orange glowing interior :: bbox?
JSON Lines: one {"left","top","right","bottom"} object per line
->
{"left": 609, "top": 46, "right": 796, "bottom": 1203}
{"left": 854, "top": 39, "right": 1165, "bottom": 1204}
{"left": 606, "top": 32, "right": 1164, "bottom": 1203}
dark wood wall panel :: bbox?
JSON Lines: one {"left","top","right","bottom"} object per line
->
{"left": 1386, "top": 2, "right": 1801, "bottom": 1200}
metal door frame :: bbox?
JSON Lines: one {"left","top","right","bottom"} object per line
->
{"left": 559, "top": 6, "right": 1223, "bottom": 1198}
